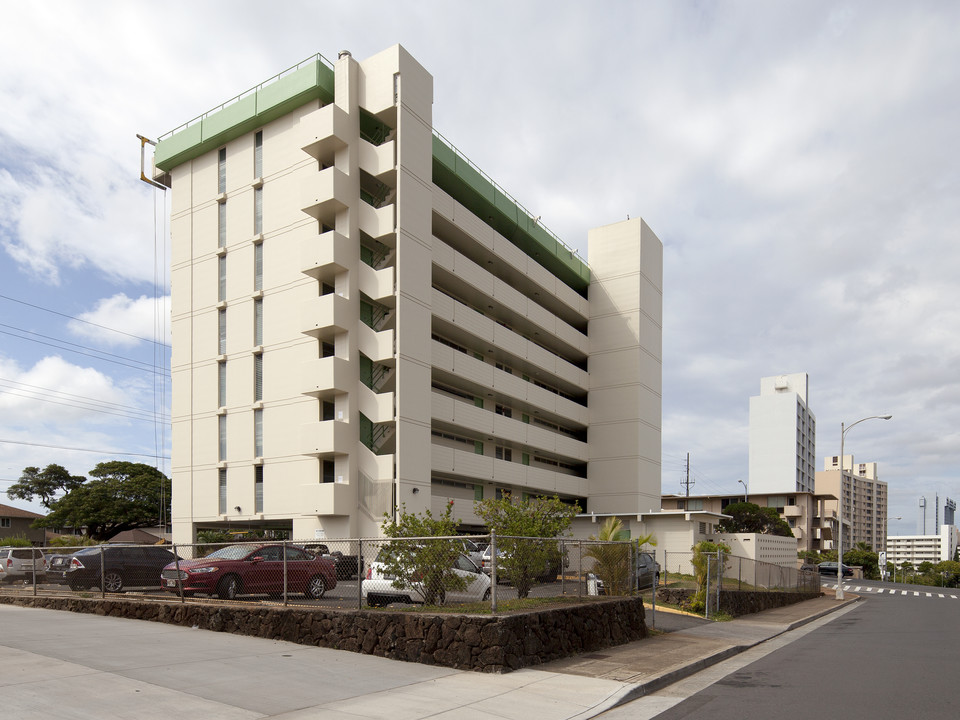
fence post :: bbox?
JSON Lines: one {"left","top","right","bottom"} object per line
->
{"left": 578, "top": 540, "right": 583, "bottom": 600}
{"left": 31, "top": 547, "right": 37, "bottom": 596}
{"left": 705, "top": 553, "right": 711, "bottom": 619}
{"left": 650, "top": 558, "right": 657, "bottom": 629}
{"left": 282, "top": 539, "right": 288, "bottom": 606}
{"left": 716, "top": 550, "right": 722, "bottom": 614}
{"left": 357, "top": 538, "right": 363, "bottom": 610}
{"left": 173, "top": 544, "right": 185, "bottom": 604}
{"left": 100, "top": 545, "right": 106, "bottom": 598}
{"left": 560, "top": 539, "right": 565, "bottom": 597}
{"left": 490, "top": 530, "right": 497, "bottom": 613}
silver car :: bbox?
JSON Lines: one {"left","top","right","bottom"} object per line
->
{"left": 0, "top": 547, "right": 47, "bottom": 583}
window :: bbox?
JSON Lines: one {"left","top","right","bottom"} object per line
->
{"left": 218, "top": 415, "right": 227, "bottom": 461}
{"left": 218, "top": 468, "right": 227, "bottom": 514}
{"left": 0, "top": 518, "right": 10, "bottom": 528}
{"left": 218, "top": 255, "right": 226, "bottom": 302}
{"left": 253, "top": 298, "right": 263, "bottom": 346}
{"left": 218, "top": 147, "right": 226, "bottom": 193}
{"left": 218, "top": 202, "right": 227, "bottom": 248}
{"left": 495, "top": 446, "right": 512, "bottom": 462}
{"left": 254, "top": 465, "right": 263, "bottom": 513}
{"left": 687, "top": 499, "right": 704, "bottom": 511}
{"left": 322, "top": 459, "right": 335, "bottom": 484}
{"left": 218, "top": 361, "right": 227, "bottom": 407}
{"left": 254, "top": 187, "right": 263, "bottom": 235}
{"left": 218, "top": 308, "right": 227, "bottom": 354}
{"left": 253, "top": 131, "right": 263, "bottom": 178}
{"left": 253, "top": 354, "right": 262, "bottom": 402}
{"left": 495, "top": 404, "right": 512, "bottom": 418}
{"left": 253, "top": 242, "right": 263, "bottom": 291}
{"left": 254, "top": 409, "right": 263, "bottom": 457}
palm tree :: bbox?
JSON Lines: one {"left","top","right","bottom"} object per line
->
{"left": 584, "top": 517, "right": 642, "bottom": 596}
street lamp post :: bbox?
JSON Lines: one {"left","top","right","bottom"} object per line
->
{"left": 738, "top": 479, "right": 748, "bottom": 503}
{"left": 836, "top": 414, "right": 892, "bottom": 600}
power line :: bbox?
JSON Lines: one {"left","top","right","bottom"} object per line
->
{"left": 0, "top": 438, "right": 169, "bottom": 460}
{"left": 0, "top": 377, "right": 166, "bottom": 417}
{"left": 0, "top": 293, "right": 169, "bottom": 348}
{"left": 0, "top": 327, "right": 164, "bottom": 374}
{"left": 0, "top": 387, "right": 168, "bottom": 424}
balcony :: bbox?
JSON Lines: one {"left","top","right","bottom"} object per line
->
{"left": 300, "top": 480, "right": 354, "bottom": 517}
{"left": 301, "top": 230, "right": 351, "bottom": 284}
{"left": 301, "top": 356, "right": 351, "bottom": 399}
{"left": 358, "top": 323, "right": 394, "bottom": 364}
{"left": 301, "top": 293, "right": 350, "bottom": 341}
{"left": 301, "top": 419, "right": 351, "bottom": 457}
{"left": 301, "top": 166, "right": 351, "bottom": 227}
{"left": 359, "top": 138, "right": 396, "bottom": 184}
{"left": 359, "top": 262, "right": 395, "bottom": 305}
{"left": 359, "top": 201, "right": 395, "bottom": 245}
{"left": 300, "top": 103, "right": 350, "bottom": 165}
{"left": 783, "top": 505, "right": 802, "bottom": 518}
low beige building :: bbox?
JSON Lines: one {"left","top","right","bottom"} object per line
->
{"left": 660, "top": 491, "right": 838, "bottom": 554}
{"left": 0, "top": 503, "right": 45, "bottom": 545}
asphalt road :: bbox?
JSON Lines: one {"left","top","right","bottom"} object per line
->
{"left": 604, "top": 586, "right": 960, "bottom": 719}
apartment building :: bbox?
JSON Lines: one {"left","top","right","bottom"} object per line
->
{"left": 153, "top": 46, "right": 663, "bottom": 544}
{"left": 815, "top": 455, "right": 888, "bottom": 552}
{"left": 748, "top": 373, "right": 817, "bottom": 494}
{"left": 886, "top": 525, "right": 960, "bottom": 567}
{"left": 660, "top": 490, "right": 837, "bottom": 554}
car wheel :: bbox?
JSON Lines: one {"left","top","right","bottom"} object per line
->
{"left": 103, "top": 571, "right": 124, "bottom": 593}
{"left": 217, "top": 575, "right": 241, "bottom": 600}
{"left": 482, "top": 588, "right": 491, "bottom": 601}
{"left": 305, "top": 574, "right": 326, "bottom": 599}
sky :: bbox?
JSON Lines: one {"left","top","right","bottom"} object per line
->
{"left": 1, "top": 1, "right": 957, "bottom": 537}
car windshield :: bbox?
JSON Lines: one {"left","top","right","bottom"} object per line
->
{"left": 204, "top": 544, "right": 259, "bottom": 560}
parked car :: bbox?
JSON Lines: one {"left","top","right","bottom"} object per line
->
{"left": 48, "top": 545, "right": 178, "bottom": 592}
{"left": 362, "top": 551, "right": 491, "bottom": 606}
{"left": 457, "top": 538, "right": 484, "bottom": 567}
{"left": 636, "top": 551, "right": 660, "bottom": 590}
{"left": 480, "top": 542, "right": 565, "bottom": 582}
{"left": 0, "top": 547, "right": 47, "bottom": 583}
{"left": 161, "top": 543, "right": 337, "bottom": 600}
{"left": 818, "top": 561, "right": 854, "bottom": 578}
{"left": 302, "top": 543, "right": 362, "bottom": 580}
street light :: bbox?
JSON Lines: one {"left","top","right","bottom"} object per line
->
{"left": 738, "top": 479, "right": 748, "bottom": 503}
{"left": 836, "top": 414, "right": 892, "bottom": 600}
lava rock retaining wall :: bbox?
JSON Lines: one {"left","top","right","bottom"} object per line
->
{"left": 0, "top": 594, "right": 646, "bottom": 673}
{"left": 656, "top": 587, "right": 821, "bottom": 616}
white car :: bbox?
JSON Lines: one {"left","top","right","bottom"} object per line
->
{"left": 362, "top": 552, "right": 491, "bottom": 606}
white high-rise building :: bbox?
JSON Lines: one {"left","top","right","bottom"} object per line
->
{"left": 748, "top": 373, "right": 817, "bottom": 495}
{"left": 153, "top": 46, "right": 664, "bottom": 543}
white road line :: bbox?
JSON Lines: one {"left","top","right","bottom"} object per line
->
{"left": 926, "top": 593, "right": 932, "bottom": 597}
{"left": 938, "top": 594, "right": 944, "bottom": 598}
{"left": 877, "top": 588, "right": 885, "bottom": 594}
{"left": 914, "top": 591, "right": 920, "bottom": 596}
{"left": 901, "top": 590, "right": 907, "bottom": 595}
{"left": 854, "top": 586, "right": 862, "bottom": 592}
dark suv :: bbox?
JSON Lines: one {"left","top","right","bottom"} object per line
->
{"left": 49, "top": 545, "right": 179, "bottom": 592}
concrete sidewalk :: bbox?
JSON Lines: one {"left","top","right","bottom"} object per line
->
{"left": 0, "top": 593, "right": 855, "bottom": 720}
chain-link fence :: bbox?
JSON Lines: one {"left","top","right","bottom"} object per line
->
{"left": 658, "top": 549, "right": 820, "bottom": 617}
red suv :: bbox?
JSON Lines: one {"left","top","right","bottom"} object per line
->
{"left": 161, "top": 543, "right": 337, "bottom": 600}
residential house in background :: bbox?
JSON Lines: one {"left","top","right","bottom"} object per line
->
{"left": 0, "top": 503, "right": 45, "bottom": 545}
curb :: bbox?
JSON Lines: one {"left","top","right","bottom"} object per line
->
{"left": 591, "top": 595, "right": 861, "bottom": 716}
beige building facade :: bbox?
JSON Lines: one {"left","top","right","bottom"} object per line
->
{"left": 816, "top": 455, "right": 888, "bottom": 552}
{"left": 154, "top": 46, "right": 663, "bottom": 544}
{"left": 660, "top": 491, "right": 838, "bottom": 554}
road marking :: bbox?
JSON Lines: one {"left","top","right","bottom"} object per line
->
{"left": 877, "top": 588, "right": 885, "bottom": 593}
{"left": 938, "top": 594, "right": 944, "bottom": 598}
{"left": 914, "top": 591, "right": 920, "bottom": 596}
{"left": 901, "top": 591, "right": 907, "bottom": 595}
{"left": 854, "top": 586, "right": 862, "bottom": 592}
{"left": 926, "top": 593, "right": 932, "bottom": 597}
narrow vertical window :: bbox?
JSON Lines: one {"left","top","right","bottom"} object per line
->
{"left": 218, "top": 415, "right": 227, "bottom": 462}
{"left": 322, "top": 459, "right": 335, "bottom": 484}
{"left": 218, "top": 147, "right": 226, "bottom": 193}
{"left": 218, "top": 308, "right": 227, "bottom": 354}
{"left": 254, "top": 465, "right": 263, "bottom": 513}
{"left": 253, "top": 298, "right": 263, "bottom": 346}
{"left": 253, "top": 131, "right": 263, "bottom": 178}
{"left": 253, "top": 353, "right": 262, "bottom": 402}
{"left": 254, "top": 408, "right": 263, "bottom": 457}
{"left": 218, "top": 255, "right": 227, "bottom": 302}
{"left": 218, "top": 468, "right": 227, "bottom": 514}
{"left": 254, "top": 242, "right": 263, "bottom": 291}
{"left": 218, "top": 361, "right": 227, "bottom": 407}
{"left": 218, "top": 202, "right": 227, "bottom": 248}
{"left": 254, "top": 186, "right": 263, "bottom": 235}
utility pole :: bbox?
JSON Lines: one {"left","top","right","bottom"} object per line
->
{"left": 680, "top": 452, "right": 694, "bottom": 499}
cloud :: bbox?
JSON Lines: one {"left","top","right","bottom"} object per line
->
{"left": 69, "top": 294, "right": 171, "bottom": 348}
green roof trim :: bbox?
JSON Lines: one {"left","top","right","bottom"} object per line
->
{"left": 431, "top": 133, "right": 589, "bottom": 293}
{"left": 153, "top": 53, "right": 589, "bottom": 293}
{"left": 155, "top": 56, "right": 335, "bottom": 171}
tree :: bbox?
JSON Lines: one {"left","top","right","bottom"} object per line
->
{"left": 689, "top": 540, "right": 731, "bottom": 613}
{"left": 843, "top": 546, "right": 880, "bottom": 580}
{"left": 474, "top": 495, "right": 577, "bottom": 598}
{"left": 6, "top": 464, "right": 86, "bottom": 509}
{"left": 717, "top": 502, "right": 794, "bottom": 537}
{"left": 34, "top": 461, "right": 171, "bottom": 541}
{"left": 379, "top": 504, "right": 466, "bottom": 605}
{"left": 583, "top": 517, "right": 632, "bottom": 596}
